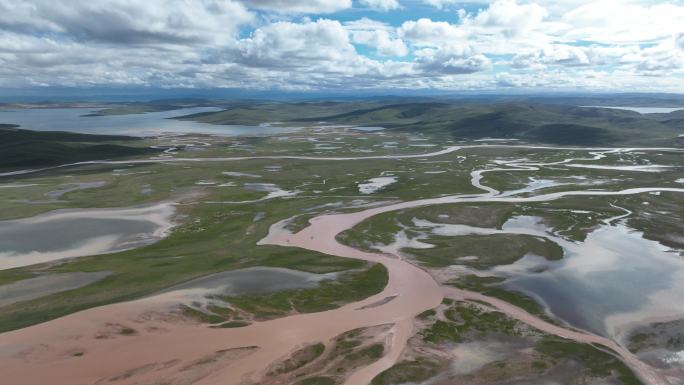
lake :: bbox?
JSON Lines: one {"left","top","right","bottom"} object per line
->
{"left": 0, "top": 107, "right": 299, "bottom": 136}
{"left": 582, "top": 106, "right": 684, "bottom": 114}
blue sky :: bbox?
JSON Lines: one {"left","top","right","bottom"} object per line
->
{"left": 0, "top": 0, "right": 683, "bottom": 93}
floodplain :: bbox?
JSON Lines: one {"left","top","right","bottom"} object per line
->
{"left": 1, "top": 105, "right": 684, "bottom": 385}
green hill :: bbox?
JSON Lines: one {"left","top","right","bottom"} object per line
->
{"left": 0, "top": 127, "right": 158, "bottom": 171}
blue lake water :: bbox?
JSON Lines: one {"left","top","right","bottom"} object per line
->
{"left": 0, "top": 107, "right": 299, "bottom": 136}
{"left": 582, "top": 106, "right": 684, "bottom": 114}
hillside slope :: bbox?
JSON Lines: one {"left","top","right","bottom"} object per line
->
{"left": 0, "top": 127, "right": 158, "bottom": 171}
{"left": 176, "top": 102, "right": 684, "bottom": 146}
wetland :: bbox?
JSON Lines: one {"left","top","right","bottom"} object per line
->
{"left": 1, "top": 101, "right": 684, "bottom": 385}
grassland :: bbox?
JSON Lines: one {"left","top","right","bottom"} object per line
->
{"left": 2, "top": 128, "right": 481, "bottom": 330}
{"left": 410, "top": 234, "right": 563, "bottom": 268}
{"left": 268, "top": 343, "right": 326, "bottom": 375}
{"left": 373, "top": 301, "right": 643, "bottom": 385}
{"left": 0, "top": 116, "right": 683, "bottom": 384}
{"left": 0, "top": 191, "right": 386, "bottom": 331}
{"left": 217, "top": 264, "right": 387, "bottom": 320}
{"left": 255, "top": 324, "right": 394, "bottom": 385}
{"left": 3, "top": 138, "right": 676, "bottom": 334}
{"left": 448, "top": 275, "right": 548, "bottom": 318}
{"left": 536, "top": 337, "right": 642, "bottom": 385}
{"left": 371, "top": 359, "right": 444, "bottom": 385}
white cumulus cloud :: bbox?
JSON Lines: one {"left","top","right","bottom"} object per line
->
{"left": 561, "top": 1, "right": 684, "bottom": 44}
{"left": 351, "top": 29, "right": 408, "bottom": 56}
{"left": 359, "top": 0, "right": 401, "bottom": 12}
{"left": 416, "top": 43, "right": 491, "bottom": 74}
{"left": 0, "top": 0, "right": 683, "bottom": 91}
{"left": 463, "top": 0, "right": 548, "bottom": 37}
{"left": 421, "top": 0, "right": 459, "bottom": 9}
{"left": 0, "top": 0, "right": 253, "bottom": 44}
{"left": 398, "top": 18, "right": 466, "bottom": 46}
{"left": 239, "top": 0, "right": 351, "bottom": 13}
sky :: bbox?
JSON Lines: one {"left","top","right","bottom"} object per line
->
{"left": 1, "top": 0, "right": 683, "bottom": 94}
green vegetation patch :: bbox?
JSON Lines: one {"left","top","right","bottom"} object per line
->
{"left": 336, "top": 212, "right": 402, "bottom": 251}
{"left": 214, "top": 321, "right": 250, "bottom": 328}
{"left": 626, "top": 319, "right": 684, "bottom": 353}
{"left": 269, "top": 342, "right": 326, "bottom": 375}
{"left": 422, "top": 319, "right": 462, "bottom": 343}
{"left": 180, "top": 305, "right": 226, "bottom": 324}
{"left": 407, "top": 204, "right": 514, "bottom": 228}
{"left": 623, "top": 192, "right": 684, "bottom": 250}
{"left": 527, "top": 123, "right": 616, "bottom": 145}
{"left": 536, "top": 337, "right": 642, "bottom": 385}
{"left": 294, "top": 376, "right": 336, "bottom": 385}
{"left": 343, "top": 343, "right": 384, "bottom": 362}
{"left": 628, "top": 332, "right": 657, "bottom": 352}
{"left": 331, "top": 328, "right": 365, "bottom": 357}
{"left": 422, "top": 303, "right": 519, "bottom": 344}
{"left": 119, "top": 326, "right": 138, "bottom": 336}
{"left": 0, "top": 127, "right": 158, "bottom": 171}
{"left": 222, "top": 264, "right": 388, "bottom": 319}
{"left": 410, "top": 233, "right": 563, "bottom": 269}
{"left": 447, "top": 303, "right": 518, "bottom": 336}
{"left": 371, "top": 358, "right": 443, "bottom": 385}
{"left": 450, "top": 275, "right": 547, "bottom": 318}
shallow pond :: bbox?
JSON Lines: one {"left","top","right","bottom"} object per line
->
{"left": 161, "top": 267, "right": 339, "bottom": 297}
{"left": 44, "top": 181, "right": 107, "bottom": 199}
{"left": 506, "top": 223, "right": 684, "bottom": 340}
{"left": 0, "top": 271, "right": 111, "bottom": 307}
{"left": 358, "top": 176, "right": 397, "bottom": 194}
{"left": 408, "top": 213, "right": 684, "bottom": 340}
{"left": 0, "top": 203, "right": 174, "bottom": 270}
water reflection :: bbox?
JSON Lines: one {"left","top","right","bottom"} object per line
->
{"left": 0, "top": 203, "right": 174, "bottom": 269}
{"left": 160, "top": 267, "right": 339, "bottom": 298}
{"left": 507, "top": 224, "right": 684, "bottom": 338}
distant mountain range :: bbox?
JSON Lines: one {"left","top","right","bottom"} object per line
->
{"left": 178, "top": 101, "right": 684, "bottom": 146}
{"left": 2, "top": 97, "right": 683, "bottom": 173}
